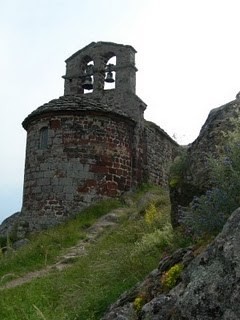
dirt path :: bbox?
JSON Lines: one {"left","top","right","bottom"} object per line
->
{"left": 0, "top": 207, "right": 130, "bottom": 290}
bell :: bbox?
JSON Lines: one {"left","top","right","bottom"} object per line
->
{"left": 105, "top": 71, "right": 114, "bottom": 83}
{"left": 82, "top": 76, "right": 93, "bottom": 90}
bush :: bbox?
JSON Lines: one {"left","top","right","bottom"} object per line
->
{"left": 132, "top": 199, "right": 174, "bottom": 256}
{"left": 161, "top": 263, "right": 183, "bottom": 290}
{"left": 169, "top": 149, "right": 188, "bottom": 188}
{"left": 179, "top": 189, "right": 231, "bottom": 236}
{"left": 133, "top": 224, "right": 174, "bottom": 255}
{"left": 144, "top": 203, "right": 158, "bottom": 225}
{"left": 133, "top": 295, "right": 146, "bottom": 313}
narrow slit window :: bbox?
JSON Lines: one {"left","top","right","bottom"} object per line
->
{"left": 39, "top": 127, "right": 48, "bottom": 149}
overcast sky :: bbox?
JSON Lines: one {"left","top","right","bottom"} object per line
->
{"left": 1, "top": 0, "right": 240, "bottom": 222}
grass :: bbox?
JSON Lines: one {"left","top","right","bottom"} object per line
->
{"left": 0, "top": 199, "right": 121, "bottom": 282}
{"left": 0, "top": 186, "right": 192, "bottom": 320}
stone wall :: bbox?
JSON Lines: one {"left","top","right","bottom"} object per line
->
{"left": 19, "top": 94, "right": 178, "bottom": 232}
{"left": 22, "top": 110, "right": 135, "bottom": 230}
{"left": 144, "top": 120, "right": 179, "bottom": 186}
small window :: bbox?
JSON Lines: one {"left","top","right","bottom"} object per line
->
{"left": 39, "top": 127, "right": 48, "bottom": 149}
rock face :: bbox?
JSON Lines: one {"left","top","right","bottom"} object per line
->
{"left": 101, "top": 247, "right": 194, "bottom": 320}
{"left": 170, "top": 96, "right": 240, "bottom": 227}
{"left": 142, "top": 207, "right": 240, "bottom": 320}
{"left": 102, "top": 207, "right": 240, "bottom": 319}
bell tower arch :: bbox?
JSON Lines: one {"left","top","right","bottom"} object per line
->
{"left": 63, "top": 42, "right": 137, "bottom": 95}
{"left": 104, "top": 55, "right": 116, "bottom": 90}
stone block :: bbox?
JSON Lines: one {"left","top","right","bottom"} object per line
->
{"left": 63, "top": 186, "right": 74, "bottom": 194}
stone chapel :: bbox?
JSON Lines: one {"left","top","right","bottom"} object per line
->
{"left": 5, "top": 42, "right": 178, "bottom": 232}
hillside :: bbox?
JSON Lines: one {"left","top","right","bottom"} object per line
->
{"left": 0, "top": 186, "right": 188, "bottom": 320}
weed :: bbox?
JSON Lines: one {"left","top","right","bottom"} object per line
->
{"left": 33, "top": 305, "right": 47, "bottom": 320}
{"left": 144, "top": 203, "right": 158, "bottom": 225}
{"left": 133, "top": 224, "right": 174, "bottom": 256}
{"left": 133, "top": 295, "right": 146, "bottom": 312}
{"left": 161, "top": 263, "right": 184, "bottom": 290}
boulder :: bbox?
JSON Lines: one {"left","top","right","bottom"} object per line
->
{"left": 142, "top": 207, "right": 240, "bottom": 319}
{"left": 101, "top": 247, "right": 194, "bottom": 320}
{"left": 0, "top": 212, "right": 30, "bottom": 243}
{"left": 0, "top": 212, "right": 21, "bottom": 238}
{"left": 12, "top": 238, "right": 30, "bottom": 250}
{"left": 102, "top": 207, "right": 240, "bottom": 319}
{"left": 170, "top": 95, "right": 240, "bottom": 227}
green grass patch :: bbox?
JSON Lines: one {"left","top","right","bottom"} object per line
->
{"left": 0, "top": 220, "right": 162, "bottom": 319}
{"left": 0, "top": 199, "right": 121, "bottom": 282}
{"left": 0, "top": 187, "right": 192, "bottom": 319}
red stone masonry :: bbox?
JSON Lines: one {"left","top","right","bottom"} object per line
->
{"left": 22, "top": 108, "right": 135, "bottom": 224}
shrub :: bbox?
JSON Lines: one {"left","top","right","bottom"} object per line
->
{"left": 144, "top": 203, "right": 158, "bottom": 225}
{"left": 161, "top": 263, "right": 183, "bottom": 290}
{"left": 133, "top": 194, "right": 175, "bottom": 256}
{"left": 133, "top": 295, "right": 146, "bottom": 312}
{"left": 132, "top": 224, "right": 174, "bottom": 256}
{"left": 169, "top": 149, "right": 188, "bottom": 188}
{"left": 179, "top": 188, "right": 232, "bottom": 236}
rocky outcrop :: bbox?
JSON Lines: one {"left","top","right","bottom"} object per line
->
{"left": 0, "top": 212, "right": 23, "bottom": 239}
{"left": 101, "top": 95, "right": 240, "bottom": 319}
{"left": 0, "top": 213, "right": 31, "bottom": 250}
{"left": 170, "top": 95, "right": 240, "bottom": 227}
{"left": 102, "top": 207, "right": 240, "bottom": 319}
{"left": 142, "top": 206, "right": 240, "bottom": 319}
{"left": 101, "top": 247, "right": 195, "bottom": 320}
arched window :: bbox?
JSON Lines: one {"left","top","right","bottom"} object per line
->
{"left": 104, "top": 55, "right": 116, "bottom": 90}
{"left": 39, "top": 127, "right": 48, "bottom": 149}
{"left": 82, "top": 57, "right": 94, "bottom": 94}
